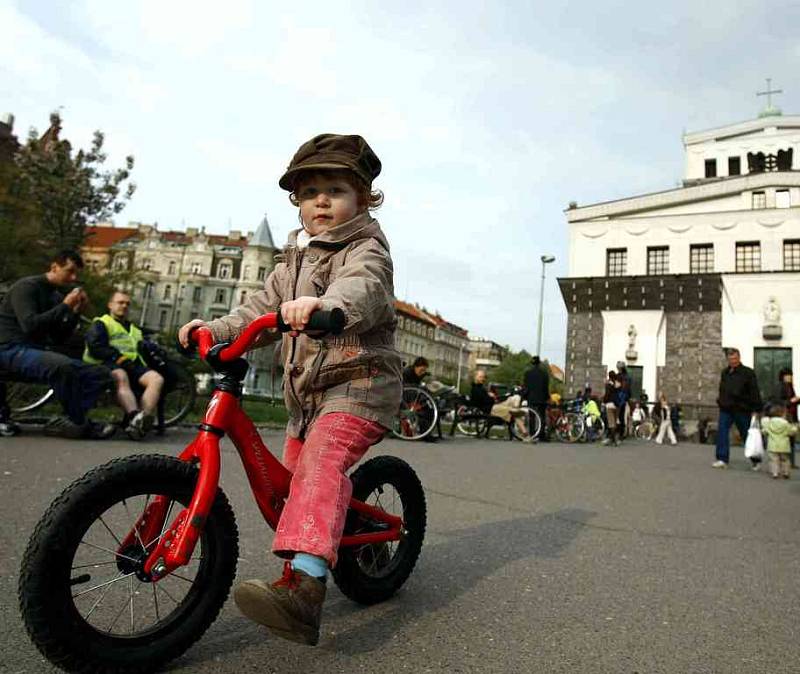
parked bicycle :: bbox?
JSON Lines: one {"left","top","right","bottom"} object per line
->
{"left": 19, "top": 310, "right": 426, "bottom": 673}
{"left": 450, "top": 386, "right": 541, "bottom": 442}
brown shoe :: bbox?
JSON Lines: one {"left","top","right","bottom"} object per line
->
{"left": 234, "top": 562, "right": 326, "bottom": 645}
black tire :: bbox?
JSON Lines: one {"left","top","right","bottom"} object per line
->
{"left": 333, "top": 456, "right": 426, "bottom": 605}
{"left": 19, "top": 454, "right": 239, "bottom": 674}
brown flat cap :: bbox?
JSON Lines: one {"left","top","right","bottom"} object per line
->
{"left": 279, "top": 133, "right": 381, "bottom": 191}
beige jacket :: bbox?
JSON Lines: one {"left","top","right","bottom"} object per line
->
{"left": 207, "top": 212, "right": 402, "bottom": 438}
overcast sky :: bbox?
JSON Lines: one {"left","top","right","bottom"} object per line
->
{"left": 3, "top": 1, "right": 799, "bottom": 364}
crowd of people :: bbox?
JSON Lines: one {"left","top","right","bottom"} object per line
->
{"left": 0, "top": 249, "right": 172, "bottom": 440}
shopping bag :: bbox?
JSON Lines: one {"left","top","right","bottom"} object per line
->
{"left": 744, "top": 416, "right": 764, "bottom": 460}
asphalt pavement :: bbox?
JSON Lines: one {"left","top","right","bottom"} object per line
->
{"left": 1, "top": 429, "right": 799, "bottom": 673}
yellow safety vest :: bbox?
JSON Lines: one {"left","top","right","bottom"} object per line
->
{"left": 83, "top": 314, "right": 145, "bottom": 365}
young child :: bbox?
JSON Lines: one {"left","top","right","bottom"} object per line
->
{"left": 582, "top": 396, "right": 601, "bottom": 441}
{"left": 178, "top": 134, "right": 401, "bottom": 645}
{"left": 654, "top": 393, "right": 677, "bottom": 445}
{"left": 761, "top": 404, "right": 798, "bottom": 479}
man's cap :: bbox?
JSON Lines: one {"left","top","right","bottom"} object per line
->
{"left": 279, "top": 134, "right": 381, "bottom": 191}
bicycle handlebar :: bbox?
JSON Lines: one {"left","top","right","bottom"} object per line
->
{"left": 190, "top": 308, "right": 346, "bottom": 362}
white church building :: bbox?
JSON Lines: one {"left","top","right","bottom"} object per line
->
{"left": 559, "top": 105, "right": 800, "bottom": 420}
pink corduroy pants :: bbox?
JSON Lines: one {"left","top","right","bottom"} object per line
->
{"left": 272, "top": 412, "right": 385, "bottom": 567}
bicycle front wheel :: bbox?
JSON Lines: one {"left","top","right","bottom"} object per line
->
{"left": 19, "top": 454, "right": 239, "bottom": 674}
{"left": 555, "top": 412, "right": 585, "bottom": 443}
{"left": 392, "top": 386, "right": 438, "bottom": 441}
{"left": 7, "top": 381, "right": 55, "bottom": 416}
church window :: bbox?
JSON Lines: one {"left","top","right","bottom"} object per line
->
{"left": 647, "top": 247, "right": 669, "bottom": 275}
{"left": 163, "top": 284, "right": 172, "bottom": 300}
{"left": 776, "top": 189, "right": 791, "bottom": 208}
{"left": 191, "top": 261, "right": 202, "bottom": 275}
{"left": 735, "top": 242, "right": 761, "bottom": 272}
{"left": 606, "top": 248, "right": 627, "bottom": 276}
{"left": 192, "top": 286, "right": 202, "bottom": 302}
{"left": 690, "top": 244, "right": 714, "bottom": 274}
{"left": 728, "top": 156, "right": 741, "bottom": 176}
{"left": 752, "top": 191, "right": 766, "bottom": 209}
{"left": 784, "top": 240, "right": 800, "bottom": 271}
{"left": 257, "top": 266, "right": 267, "bottom": 281}
{"left": 214, "top": 289, "right": 227, "bottom": 304}
{"left": 704, "top": 159, "right": 717, "bottom": 178}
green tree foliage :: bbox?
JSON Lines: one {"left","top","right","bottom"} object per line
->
{"left": 0, "top": 112, "right": 135, "bottom": 282}
{"left": 491, "top": 349, "right": 533, "bottom": 386}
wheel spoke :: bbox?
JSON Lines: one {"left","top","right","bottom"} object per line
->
{"left": 82, "top": 571, "right": 125, "bottom": 620}
{"left": 122, "top": 498, "right": 148, "bottom": 552}
{"left": 157, "top": 581, "right": 181, "bottom": 605}
{"left": 98, "top": 515, "right": 123, "bottom": 547}
{"left": 144, "top": 499, "right": 175, "bottom": 550}
{"left": 79, "top": 541, "right": 139, "bottom": 564}
{"left": 73, "top": 571, "right": 137, "bottom": 599}
{"left": 72, "top": 560, "right": 121, "bottom": 570}
{"left": 129, "top": 575, "right": 135, "bottom": 635}
{"left": 152, "top": 581, "right": 160, "bottom": 623}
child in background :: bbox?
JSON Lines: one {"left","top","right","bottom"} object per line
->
{"left": 761, "top": 404, "right": 798, "bottom": 479}
{"left": 582, "top": 396, "right": 602, "bottom": 441}
{"left": 654, "top": 393, "right": 678, "bottom": 445}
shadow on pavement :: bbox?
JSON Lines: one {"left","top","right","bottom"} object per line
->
{"left": 323, "top": 507, "right": 595, "bottom": 655}
{"left": 173, "top": 507, "right": 594, "bottom": 668}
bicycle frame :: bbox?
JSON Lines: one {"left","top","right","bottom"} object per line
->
{"left": 117, "top": 313, "right": 404, "bottom": 581}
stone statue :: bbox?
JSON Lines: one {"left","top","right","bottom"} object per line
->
{"left": 763, "top": 296, "right": 782, "bottom": 340}
{"left": 627, "top": 324, "right": 637, "bottom": 349}
{"left": 764, "top": 297, "right": 781, "bottom": 325}
{"left": 626, "top": 324, "right": 638, "bottom": 361}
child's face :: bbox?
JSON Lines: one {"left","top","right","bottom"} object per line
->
{"left": 295, "top": 174, "right": 361, "bottom": 235}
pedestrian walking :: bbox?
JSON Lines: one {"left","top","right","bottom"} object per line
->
{"left": 712, "top": 348, "right": 763, "bottom": 469}
{"left": 778, "top": 368, "right": 798, "bottom": 468}
{"left": 602, "top": 371, "right": 621, "bottom": 446}
{"left": 654, "top": 393, "right": 677, "bottom": 445}
{"left": 761, "top": 403, "right": 798, "bottom": 479}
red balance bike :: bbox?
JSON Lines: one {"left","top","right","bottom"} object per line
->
{"left": 19, "top": 310, "right": 426, "bottom": 673}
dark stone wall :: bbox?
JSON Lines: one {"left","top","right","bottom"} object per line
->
{"left": 657, "top": 310, "right": 724, "bottom": 419}
{"left": 564, "top": 311, "right": 607, "bottom": 396}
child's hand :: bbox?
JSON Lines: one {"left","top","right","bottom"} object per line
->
{"left": 281, "top": 296, "right": 323, "bottom": 336}
{"left": 178, "top": 319, "right": 208, "bottom": 348}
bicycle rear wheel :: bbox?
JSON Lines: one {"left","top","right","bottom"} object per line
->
{"left": 19, "top": 454, "right": 238, "bottom": 674}
{"left": 391, "top": 386, "right": 438, "bottom": 441}
{"left": 555, "top": 412, "right": 584, "bottom": 443}
{"left": 333, "top": 456, "right": 426, "bottom": 605}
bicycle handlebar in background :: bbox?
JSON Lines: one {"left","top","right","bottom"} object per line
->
{"left": 190, "top": 308, "right": 346, "bottom": 362}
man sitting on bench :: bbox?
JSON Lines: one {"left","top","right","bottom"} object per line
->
{"left": 84, "top": 290, "right": 164, "bottom": 440}
{"left": 0, "top": 250, "right": 115, "bottom": 439}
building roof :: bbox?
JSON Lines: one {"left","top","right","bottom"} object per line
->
{"left": 395, "top": 300, "right": 439, "bottom": 326}
{"left": 84, "top": 226, "right": 139, "bottom": 248}
{"left": 250, "top": 214, "right": 275, "bottom": 248}
{"left": 683, "top": 114, "right": 800, "bottom": 146}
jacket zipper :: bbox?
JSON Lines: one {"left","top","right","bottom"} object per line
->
{"left": 286, "top": 247, "right": 307, "bottom": 433}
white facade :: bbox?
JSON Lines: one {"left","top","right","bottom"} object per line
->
{"left": 563, "top": 112, "right": 800, "bottom": 409}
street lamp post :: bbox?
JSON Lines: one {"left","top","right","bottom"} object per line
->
{"left": 536, "top": 255, "right": 555, "bottom": 358}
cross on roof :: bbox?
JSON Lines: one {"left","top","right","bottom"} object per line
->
{"left": 756, "top": 77, "right": 783, "bottom": 111}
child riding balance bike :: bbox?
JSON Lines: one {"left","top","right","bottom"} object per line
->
{"left": 19, "top": 134, "right": 426, "bottom": 672}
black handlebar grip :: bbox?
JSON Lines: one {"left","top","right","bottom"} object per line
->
{"left": 277, "top": 308, "right": 346, "bottom": 335}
